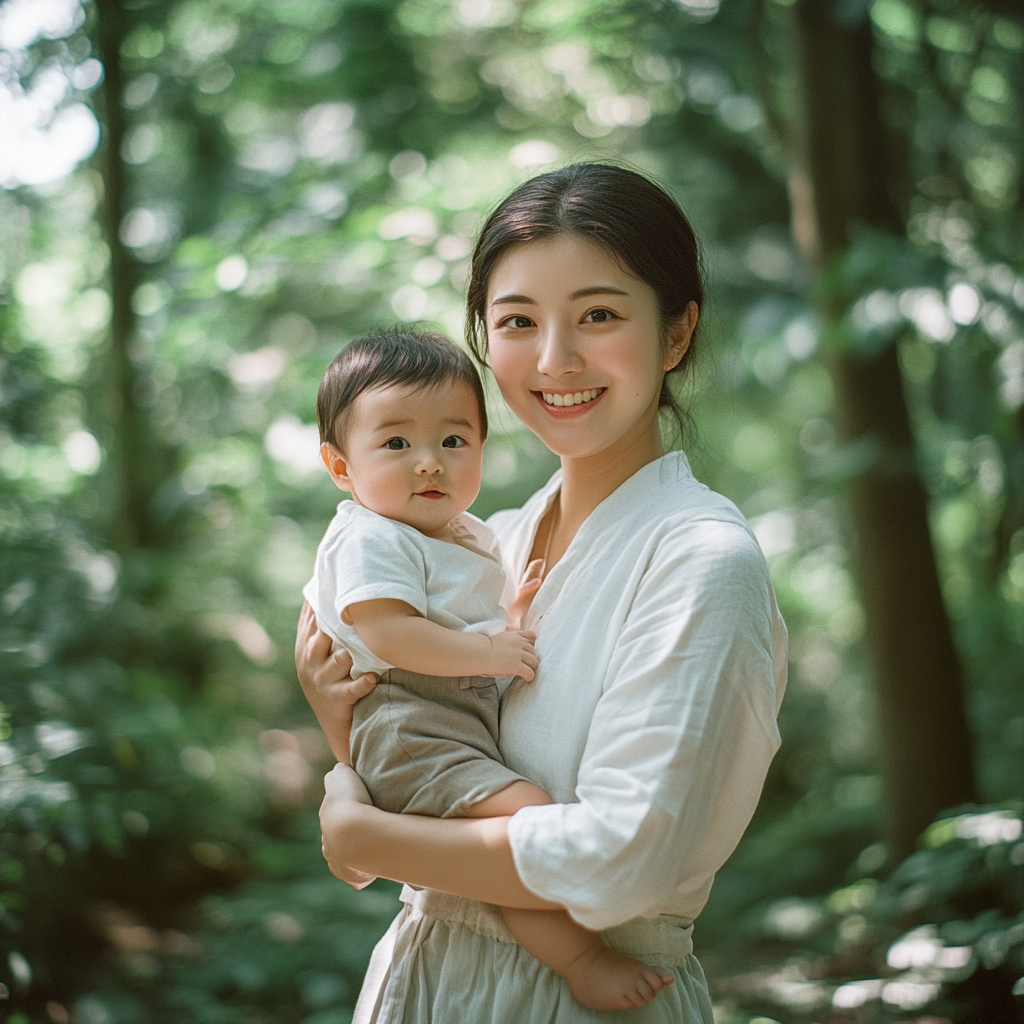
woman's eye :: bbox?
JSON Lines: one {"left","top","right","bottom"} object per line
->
{"left": 441, "top": 435, "right": 466, "bottom": 449}
{"left": 384, "top": 437, "right": 410, "bottom": 450}
{"left": 499, "top": 315, "right": 534, "bottom": 330}
{"left": 583, "top": 308, "right": 616, "bottom": 323}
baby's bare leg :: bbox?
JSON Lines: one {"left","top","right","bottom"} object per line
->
{"left": 465, "top": 782, "right": 675, "bottom": 1010}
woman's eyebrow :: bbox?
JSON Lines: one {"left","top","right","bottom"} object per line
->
{"left": 569, "top": 285, "right": 629, "bottom": 300}
{"left": 489, "top": 285, "right": 629, "bottom": 306}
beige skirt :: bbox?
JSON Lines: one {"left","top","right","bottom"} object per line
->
{"left": 353, "top": 887, "right": 715, "bottom": 1024}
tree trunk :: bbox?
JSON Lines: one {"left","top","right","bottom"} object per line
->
{"left": 787, "top": 0, "right": 977, "bottom": 860}
{"left": 93, "top": 0, "right": 149, "bottom": 552}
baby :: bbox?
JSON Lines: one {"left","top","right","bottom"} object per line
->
{"left": 303, "top": 327, "right": 674, "bottom": 1010}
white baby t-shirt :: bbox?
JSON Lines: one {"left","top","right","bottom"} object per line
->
{"left": 303, "top": 501, "right": 509, "bottom": 677}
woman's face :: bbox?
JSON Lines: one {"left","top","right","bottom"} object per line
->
{"left": 485, "top": 234, "right": 692, "bottom": 463}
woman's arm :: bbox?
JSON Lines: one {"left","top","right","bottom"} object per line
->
{"left": 320, "top": 764, "right": 557, "bottom": 909}
{"left": 294, "top": 601, "right": 377, "bottom": 764}
{"left": 296, "top": 601, "right": 378, "bottom": 889}
{"left": 298, "top": 601, "right": 555, "bottom": 907}
{"left": 506, "top": 520, "right": 788, "bottom": 931}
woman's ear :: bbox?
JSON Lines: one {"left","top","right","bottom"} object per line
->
{"left": 320, "top": 443, "right": 354, "bottom": 493}
{"left": 664, "top": 300, "right": 699, "bottom": 372}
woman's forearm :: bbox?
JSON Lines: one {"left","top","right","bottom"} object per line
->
{"left": 295, "top": 601, "right": 377, "bottom": 764}
{"left": 301, "top": 680, "right": 352, "bottom": 762}
{"left": 320, "top": 778, "right": 556, "bottom": 909}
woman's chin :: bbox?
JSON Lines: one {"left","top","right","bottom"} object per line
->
{"left": 524, "top": 424, "right": 615, "bottom": 462}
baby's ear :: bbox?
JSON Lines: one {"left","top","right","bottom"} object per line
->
{"left": 321, "top": 443, "right": 353, "bottom": 492}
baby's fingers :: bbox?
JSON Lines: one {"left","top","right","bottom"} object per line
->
{"left": 518, "top": 651, "right": 539, "bottom": 682}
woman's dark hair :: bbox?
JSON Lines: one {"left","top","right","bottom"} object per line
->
{"left": 317, "top": 327, "right": 488, "bottom": 449}
{"left": 465, "top": 163, "right": 705, "bottom": 437}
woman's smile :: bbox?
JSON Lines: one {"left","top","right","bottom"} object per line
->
{"left": 537, "top": 387, "right": 606, "bottom": 409}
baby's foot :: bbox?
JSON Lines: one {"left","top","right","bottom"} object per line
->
{"left": 563, "top": 946, "right": 675, "bottom": 1011}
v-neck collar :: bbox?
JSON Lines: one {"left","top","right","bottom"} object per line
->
{"left": 518, "top": 451, "right": 693, "bottom": 627}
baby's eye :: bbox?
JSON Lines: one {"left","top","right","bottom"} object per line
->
{"left": 583, "top": 308, "right": 617, "bottom": 324}
{"left": 441, "top": 435, "right": 466, "bottom": 449}
{"left": 384, "top": 437, "right": 410, "bottom": 450}
{"left": 498, "top": 314, "right": 534, "bottom": 330}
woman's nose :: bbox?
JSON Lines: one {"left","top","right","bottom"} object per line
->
{"left": 536, "top": 323, "right": 583, "bottom": 378}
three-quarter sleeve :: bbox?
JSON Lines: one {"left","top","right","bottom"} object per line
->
{"left": 507, "top": 517, "right": 786, "bottom": 931}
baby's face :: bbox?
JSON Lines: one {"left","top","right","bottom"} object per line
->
{"left": 322, "top": 380, "right": 485, "bottom": 536}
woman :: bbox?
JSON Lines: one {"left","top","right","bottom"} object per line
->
{"left": 296, "top": 163, "right": 788, "bottom": 1022}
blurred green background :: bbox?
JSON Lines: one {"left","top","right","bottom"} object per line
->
{"left": 0, "top": 0, "right": 1021, "bottom": 1021}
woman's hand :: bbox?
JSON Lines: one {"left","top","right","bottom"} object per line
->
{"left": 295, "top": 601, "right": 376, "bottom": 764}
{"left": 320, "top": 763, "right": 378, "bottom": 889}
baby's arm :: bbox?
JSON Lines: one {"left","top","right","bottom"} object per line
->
{"left": 347, "top": 598, "right": 538, "bottom": 680}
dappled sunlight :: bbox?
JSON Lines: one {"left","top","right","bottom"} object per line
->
{"left": 263, "top": 414, "right": 321, "bottom": 480}
{"left": 0, "top": 0, "right": 98, "bottom": 187}
{"left": 203, "top": 613, "right": 276, "bottom": 667}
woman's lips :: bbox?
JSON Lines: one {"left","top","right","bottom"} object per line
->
{"left": 533, "top": 387, "right": 605, "bottom": 418}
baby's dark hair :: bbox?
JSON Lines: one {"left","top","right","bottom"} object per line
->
{"left": 317, "top": 327, "right": 488, "bottom": 450}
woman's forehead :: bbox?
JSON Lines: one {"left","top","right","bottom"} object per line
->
{"left": 487, "top": 236, "right": 650, "bottom": 311}
{"left": 487, "top": 235, "right": 640, "bottom": 299}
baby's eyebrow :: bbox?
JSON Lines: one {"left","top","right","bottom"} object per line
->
{"left": 371, "top": 417, "right": 476, "bottom": 431}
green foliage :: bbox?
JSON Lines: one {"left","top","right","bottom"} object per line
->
{"left": 707, "top": 805, "right": 1024, "bottom": 1023}
{"left": 0, "top": 493, "right": 401, "bottom": 1020}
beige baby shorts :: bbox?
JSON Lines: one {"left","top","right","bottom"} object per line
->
{"left": 349, "top": 668, "right": 530, "bottom": 818}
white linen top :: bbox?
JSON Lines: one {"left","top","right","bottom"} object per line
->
{"left": 493, "top": 450, "right": 788, "bottom": 931}
{"left": 302, "top": 501, "right": 508, "bottom": 677}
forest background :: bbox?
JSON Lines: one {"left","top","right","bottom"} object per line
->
{"left": 1, "top": 0, "right": 1022, "bottom": 1021}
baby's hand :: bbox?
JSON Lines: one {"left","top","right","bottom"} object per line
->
{"left": 507, "top": 557, "right": 544, "bottom": 629}
{"left": 486, "top": 629, "right": 538, "bottom": 681}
